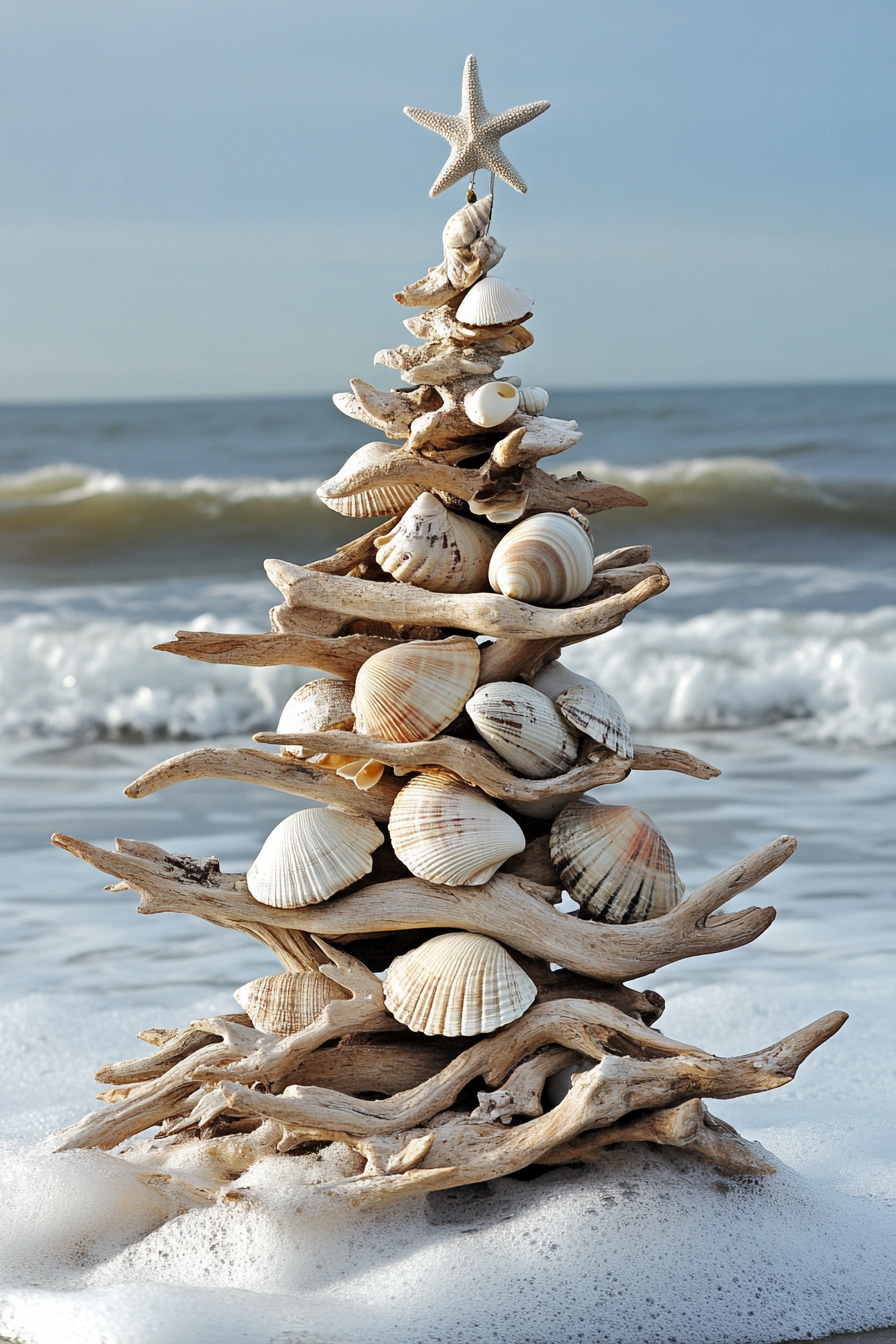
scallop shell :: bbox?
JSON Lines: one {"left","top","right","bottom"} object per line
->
{"left": 488, "top": 512, "right": 594, "bottom": 605}
{"left": 455, "top": 275, "right": 533, "bottom": 329}
{"left": 352, "top": 636, "right": 480, "bottom": 743}
{"left": 317, "top": 443, "right": 422, "bottom": 518}
{"left": 466, "top": 682, "right": 579, "bottom": 779}
{"left": 247, "top": 806, "right": 384, "bottom": 908}
{"left": 373, "top": 493, "right": 498, "bottom": 593}
{"left": 532, "top": 662, "right": 633, "bottom": 759}
{"left": 384, "top": 932, "right": 536, "bottom": 1036}
{"left": 549, "top": 799, "right": 684, "bottom": 923}
{"left": 464, "top": 381, "right": 520, "bottom": 428}
{"left": 389, "top": 771, "right": 526, "bottom": 886}
{"left": 234, "top": 971, "right": 350, "bottom": 1035}
{"left": 276, "top": 679, "right": 355, "bottom": 763}
{"left": 442, "top": 194, "right": 493, "bottom": 250}
{"left": 518, "top": 386, "right": 549, "bottom": 415}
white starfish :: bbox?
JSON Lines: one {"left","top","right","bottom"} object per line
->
{"left": 405, "top": 54, "right": 550, "bottom": 198}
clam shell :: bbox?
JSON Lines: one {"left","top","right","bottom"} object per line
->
{"left": 374, "top": 493, "right": 498, "bottom": 593}
{"left": 442, "top": 194, "right": 492, "bottom": 250}
{"left": 518, "top": 386, "right": 549, "bottom": 415}
{"left": 389, "top": 771, "right": 526, "bottom": 886}
{"left": 549, "top": 799, "right": 684, "bottom": 923}
{"left": 384, "top": 932, "right": 536, "bottom": 1036}
{"left": 455, "top": 275, "right": 533, "bottom": 329}
{"left": 488, "top": 512, "right": 594, "bottom": 605}
{"left": 352, "top": 636, "right": 480, "bottom": 743}
{"left": 464, "top": 381, "right": 520, "bottom": 428}
{"left": 234, "top": 971, "right": 350, "bottom": 1035}
{"left": 247, "top": 806, "right": 384, "bottom": 908}
{"left": 466, "top": 681, "right": 579, "bottom": 779}
{"left": 276, "top": 679, "right": 355, "bottom": 762}
{"left": 532, "top": 662, "right": 633, "bottom": 759}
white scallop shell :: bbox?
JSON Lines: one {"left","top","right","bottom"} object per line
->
{"left": 389, "top": 771, "right": 526, "bottom": 886}
{"left": 374, "top": 493, "right": 498, "bottom": 593}
{"left": 549, "top": 799, "right": 684, "bottom": 923}
{"left": 234, "top": 971, "right": 350, "bottom": 1035}
{"left": 247, "top": 807, "right": 384, "bottom": 908}
{"left": 532, "top": 662, "right": 633, "bottom": 759}
{"left": 384, "top": 932, "right": 536, "bottom": 1036}
{"left": 276, "top": 679, "right": 355, "bottom": 763}
{"left": 518, "top": 386, "right": 549, "bottom": 415}
{"left": 463, "top": 381, "right": 520, "bottom": 428}
{"left": 352, "top": 637, "right": 480, "bottom": 743}
{"left": 317, "top": 443, "right": 422, "bottom": 518}
{"left": 455, "top": 275, "right": 533, "bottom": 329}
{"left": 466, "top": 682, "right": 579, "bottom": 779}
{"left": 442, "top": 194, "right": 493, "bottom": 250}
{"left": 488, "top": 512, "right": 594, "bottom": 605}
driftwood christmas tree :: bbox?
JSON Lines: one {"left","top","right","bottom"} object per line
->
{"left": 50, "top": 56, "right": 846, "bottom": 1216}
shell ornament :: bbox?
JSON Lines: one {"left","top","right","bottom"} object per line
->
{"left": 384, "top": 932, "right": 537, "bottom": 1036}
{"left": 352, "top": 636, "right": 480, "bottom": 743}
{"left": 464, "top": 381, "right": 521, "bottom": 428}
{"left": 455, "top": 275, "right": 533, "bottom": 329}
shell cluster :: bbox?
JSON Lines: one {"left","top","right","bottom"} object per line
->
{"left": 550, "top": 799, "right": 684, "bottom": 923}
{"left": 532, "top": 661, "right": 634, "bottom": 760}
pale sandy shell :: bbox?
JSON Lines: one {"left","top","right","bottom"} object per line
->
{"left": 384, "top": 932, "right": 536, "bottom": 1036}
{"left": 234, "top": 971, "right": 350, "bottom": 1035}
{"left": 389, "top": 771, "right": 526, "bottom": 886}
{"left": 247, "top": 807, "right": 384, "bottom": 908}
{"left": 464, "top": 381, "right": 520, "bottom": 428}
{"left": 488, "top": 512, "right": 594, "bottom": 605}
{"left": 532, "top": 662, "right": 633, "bottom": 759}
{"left": 455, "top": 275, "right": 533, "bottom": 328}
{"left": 466, "top": 681, "right": 579, "bottom": 779}
{"left": 352, "top": 637, "right": 480, "bottom": 743}
{"left": 517, "top": 386, "right": 549, "bottom": 415}
{"left": 374, "top": 493, "right": 498, "bottom": 593}
{"left": 276, "top": 679, "right": 355, "bottom": 761}
{"left": 317, "top": 442, "right": 421, "bottom": 518}
{"left": 442, "top": 194, "right": 492, "bottom": 249}
{"left": 549, "top": 800, "right": 684, "bottom": 923}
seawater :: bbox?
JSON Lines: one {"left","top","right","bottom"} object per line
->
{"left": 0, "top": 385, "right": 894, "bottom": 1344}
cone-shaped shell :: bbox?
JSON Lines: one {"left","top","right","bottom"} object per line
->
{"left": 234, "top": 971, "right": 350, "bottom": 1035}
{"left": 276, "top": 679, "right": 355, "bottom": 762}
{"left": 464, "top": 381, "right": 520, "bottom": 428}
{"left": 442, "top": 194, "right": 492, "bottom": 249}
{"left": 518, "top": 386, "right": 549, "bottom": 415}
{"left": 373, "top": 493, "right": 498, "bottom": 594}
{"left": 532, "top": 662, "right": 633, "bottom": 759}
{"left": 488, "top": 512, "right": 594, "bottom": 605}
{"left": 352, "top": 637, "right": 480, "bottom": 743}
{"left": 466, "top": 681, "right": 579, "bottom": 779}
{"left": 389, "top": 771, "right": 526, "bottom": 886}
{"left": 550, "top": 799, "right": 684, "bottom": 923}
{"left": 247, "top": 807, "right": 384, "bottom": 908}
{"left": 384, "top": 932, "right": 536, "bottom": 1036}
{"left": 455, "top": 275, "right": 533, "bottom": 329}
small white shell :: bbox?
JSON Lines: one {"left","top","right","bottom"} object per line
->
{"left": 488, "top": 512, "right": 594, "bottom": 605}
{"left": 518, "top": 386, "right": 549, "bottom": 415}
{"left": 455, "top": 275, "right": 533, "bottom": 329}
{"left": 384, "top": 932, "right": 536, "bottom": 1036}
{"left": 276, "top": 679, "right": 355, "bottom": 763}
{"left": 352, "top": 637, "right": 480, "bottom": 743}
{"left": 466, "top": 681, "right": 579, "bottom": 779}
{"left": 550, "top": 799, "right": 684, "bottom": 923}
{"left": 374, "top": 493, "right": 498, "bottom": 593}
{"left": 389, "top": 771, "right": 526, "bottom": 886}
{"left": 442, "top": 194, "right": 492, "bottom": 250}
{"left": 464, "top": 381, "right": 521, "bottom": 428}
{"left": 247, "top": 807, "right": 384, "bottom": 908}
{"left": 234, "top": 971, "right": 350, "bottom": 1035}
{"left": 532, "top": 662, "right": 633, "bottom": 759}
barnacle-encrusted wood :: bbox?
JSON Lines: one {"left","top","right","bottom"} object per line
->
{"left": 48, "top": 88, "right": 847, "bottom": 1216}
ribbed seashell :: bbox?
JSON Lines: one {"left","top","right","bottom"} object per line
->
{"left": 352, "top": 637, "right": 479, "bottom": 743}
{"left": 464, "top": 381, "right": 520, "bottom": 428}
{"left": 276, "top": 679, "right": 355, "bottom": 763}
{"left": 442, "top": 194, "right": 493, "bottom": 249}
{"left": 466, "top": 682, "right": 579, "bottom": 779}
{"left": 317, "top": 443, "right": 422, "bottom": 518}
{"left": 389, "top": 771, "right": 526, "bottom": 886}
{"left": 234, "top": 971, "right": 350, "bottom": 1035}
{"left": 384, "top": 932, "right": 536, "bottom": 1036}
{"left": 550, "top": 799, "right": 684, "bottom": 923}
{"left": 518, "top": 386, "right": 549, "bottom": 415}
{"left": 373, "top": 493, "right": 498, "bottom": 593}
{"left": 532, "top": 662, "right": 633, "bottom": 759}
{"left": 488, "top": 512, "right": 594, "bottom": 605}
{"left": 455, "top": 275, "right": 533, "bottom": 329}
{"left": 247, "top": 807, "right": 384, "bottom": 908}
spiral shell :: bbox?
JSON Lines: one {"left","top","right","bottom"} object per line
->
{"left": 389, "top": 771, "right": 526, "bottom": 886}
{"left": 384, "top": 932, "right": 536, "bottom": 1036}
{"left": 455, "top": 275, "right": 533, "bottom": 329}
{"left": 442, "top": 194, "right": 492, "bottom": 250}
{"left": 488, "top": 512, "right": 594, "bottom": 605}
{"left": 373, "top": 493, "right": 498, "bottom": 593}
{"left": 247, "top": 807, "right": 384, "bottom": 908}
{"left": 234, "top": 971, "right": 350, "bottom": 1035}
{"left": 532, "top": 661, "right": 633, "bottom": 760}
{"left": 550, "top": 799, "right": 684, "bottom": 923}
{"left": 517, "top": 386, "right": 549, "bottom": 415}
{"left": 276, "top": 679, "right": 355, "bottom": 765}
{"left": 352, "top": 637, "right": 480, "bottom": 743}
{"left": 463, "top": 381, "right": 520, "bottom": 428}
{"left": 466, "top": 681, "right": 579, "bottom": 779}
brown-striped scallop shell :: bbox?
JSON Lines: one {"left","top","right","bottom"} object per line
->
{"left": 488, "top": 512, "right": 593, "bottom": 605}
{"left": 352, "top": 636, "right": 480, "bottom": 743}
{"left": 374, "top": 493, "right": 498, "bottom": 593}
{"left": 532, "top": 661, "right": 633, "bottom": 759}
{"left": 465, "top": 681, "right": 579, "bottom": 779}
{"left": 549, "top": 799, "right": 684, "bottom": 923}
{"left": 234, "top": 971, "right": 350, "bottom": 1035}
{"left": 384, "top": 932, "right": 536, "bottom": 1036}
{"left": 247, "top": 806, "right": 384, "bottom": 908}
{"left": 389, "top": 771, "right": 526, "bottom": 886}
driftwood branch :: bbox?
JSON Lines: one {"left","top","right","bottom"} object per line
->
{"left": 153, "top": 629, "right": 399, "bottom": 677}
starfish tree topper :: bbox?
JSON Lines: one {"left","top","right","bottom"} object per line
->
{"left": 404, "top": 54, "right": 550, "bottom": 198}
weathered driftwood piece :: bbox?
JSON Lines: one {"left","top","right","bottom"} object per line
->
{"left": 153, "top": 629, "right": 399, "bottom": 676}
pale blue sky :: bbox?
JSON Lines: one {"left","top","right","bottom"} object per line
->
{"left": 1, "top": 0, "right": 893, "bottom": 400}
